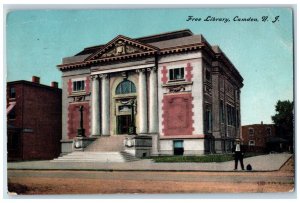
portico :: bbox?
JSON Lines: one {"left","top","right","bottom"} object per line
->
{"left": 90, "top": 65, "right": 158, "bottom": 137}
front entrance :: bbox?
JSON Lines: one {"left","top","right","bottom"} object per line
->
{"left": 117, "top": 115, "right": 131, "bottom": 134}
{"left": 7, "top": 129, "right": 22, "bottom": 160}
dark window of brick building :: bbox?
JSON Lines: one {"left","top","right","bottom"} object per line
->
{"left": 169, "top": 68, "right": 184, "bottom": 81}
{"left": 8, "top": 109, "right": 16, "bottom": 120}
{"left": 8, "top": 132, "right": 20, "bottom": 149}
{"left": 249, "top": 128, "right": 254, "bottom": 136}
{"left": 266, "top": 127, "right": 271, "bottom": 136}
{"left": 249, "top": 140, "right": 255, "bottom": 146}
{"left": 10, "top": 87, "right": 16, "bottom": 98}
{"left": 73, "top": 80, "right": 85, "bottom": 92}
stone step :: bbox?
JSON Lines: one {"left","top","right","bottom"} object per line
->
{"left": 52, "top": 151, "right": 139, "bottom": 163}
{"left": 120, "top": 151, "right": 140, "bottom": 161}
{"left": 85, "top": 136, "right": 126, "bottom": 152}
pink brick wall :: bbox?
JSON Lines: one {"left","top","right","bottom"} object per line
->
{"left": 162, "top": 93, "right": 194, "bottom": 136}
{"left": 67, "top": 102, "right": 90, "bottom": 139}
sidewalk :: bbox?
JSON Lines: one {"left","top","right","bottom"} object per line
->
{"left": 7, "top": 153, "right": 292, "bottom": 172}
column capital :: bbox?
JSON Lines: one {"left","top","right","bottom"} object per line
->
{"left": 99, "top": 73, "right": 109, "bottom": 79}
{"left": 147, "top": 67, "right": 157, "bottom": 72}
{"left": 136, "top": 68, "right": 146, "bottom": 73}
{"left": 91, "top": 74, "right": 99, "bottom": 80}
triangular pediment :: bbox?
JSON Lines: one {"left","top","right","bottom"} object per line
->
{"left": 85, "top": 35, "right": 158, "bottom": 61}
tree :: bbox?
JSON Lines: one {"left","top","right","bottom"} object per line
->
{"left": 271, "top": 100, "right": 294, "bottom": 150}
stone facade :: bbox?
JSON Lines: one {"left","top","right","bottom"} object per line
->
{"left": 58, "top": 29, "right": 243, "bottom": 156}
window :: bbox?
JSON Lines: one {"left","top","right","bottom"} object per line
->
{"left": 266, "top": 127, "right": 271, "bottom": 136}
{"left": 173, "top": 140, "right": 184, "bottom": 155}
{"left": 236, "top": 90, "right": 240, "bottom": 100}
{"left": 8, "top": 132, "right": 20, "bottom": 149}
{"left": 116, "top": 80, "right": 136, "bottom": 95}
{"left": 8, "top": 109, "right": 16, "bottom": 120}
{"left": 169, "top": 68, "right": 184, "bottom": 81}
{"left": 249, "top": 140, "right": 255, "bottom": 146}
{"left": 226, "top": 104, "right": 236, "bottom": 126}
{"left": 237, "top": 110, "right": 240, "bottom": 126}
{"left": 249, "top": 128, "right": 254, "bottom": 136}
{"left": 206, "top": 69, "right": 211, "bottom": 81}
{"left": 205, "top": 107, "right": 212, "bottom": 133}
{"left": 10, "top": 87, "right": 16, "bottom": 98}
{"left": 73, "top": 80, "right": 85, "bottom": 92}
{"left": 220, "top": 100, "right": 224, "bottom": 123}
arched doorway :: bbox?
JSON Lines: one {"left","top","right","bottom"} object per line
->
{"left": 114, "top": 80, "right": 137, "bottom": 135}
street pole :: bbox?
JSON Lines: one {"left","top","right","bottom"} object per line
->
{"left": 77, "top": 105, "right": 85, "bottom": 137}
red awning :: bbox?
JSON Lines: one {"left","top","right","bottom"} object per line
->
{"left": 7, "top": 101, "right": 16, "bottom": 115}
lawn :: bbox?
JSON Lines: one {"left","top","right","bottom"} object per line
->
{"left": 150, "top": 153, "right": 265, "bottom": 163}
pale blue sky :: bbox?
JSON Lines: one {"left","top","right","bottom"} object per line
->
{"left": 6, "top": 8, "right": 294, "bottom": 125}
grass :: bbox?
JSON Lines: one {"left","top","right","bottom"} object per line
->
{"left": 151, "top": 154, "right": 234, "bottom": 163}
{"left": 149, "top": 153, "right": 266, "bottom": 163}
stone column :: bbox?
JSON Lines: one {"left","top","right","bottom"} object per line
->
{"left": 91, "top": 75, "right": 100, "bottom": 136}
{"left": 101, "top": 74, "right": 110, "bottom": 136}
{"left": 148, "top": 67, "right": 158, "bottom": 133}
{"left": 137, "top": 69, "right": 148, "bottom": 134}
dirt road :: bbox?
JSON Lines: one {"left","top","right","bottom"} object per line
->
{"left": 7, "top": 158, "right": 294, "bottom": 195}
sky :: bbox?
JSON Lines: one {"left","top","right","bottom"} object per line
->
{"left": 5, "top": 8, "right": 294, "bottom": 125}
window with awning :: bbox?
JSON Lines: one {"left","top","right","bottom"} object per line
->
{"left": 7, "top": 101, "right": 16, "bottom": 115}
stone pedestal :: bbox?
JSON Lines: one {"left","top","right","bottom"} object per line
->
{"left": 124, "top": 134, "right": 152, "bottom": 158}
{"left": 73, "top": 137, "right": 96, "bottom": 151}
{"left": 150, "top": 134, "right": 159, "bottom": 156}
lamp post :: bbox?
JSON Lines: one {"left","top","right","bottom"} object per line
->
{"left": 77, "top": 105, "right": 85, "bottom": 137}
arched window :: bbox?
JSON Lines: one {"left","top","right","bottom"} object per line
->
{"left": 116, "top": 80, "right": 136, "bottom": 95}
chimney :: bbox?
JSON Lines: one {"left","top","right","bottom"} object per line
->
{"left": 32, "top": 76, "right": 40, "bottom": 84}
{"left": 51, "top": 81, "right": 58, "bottom": 88}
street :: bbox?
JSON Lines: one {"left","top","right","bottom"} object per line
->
{"left": 7, "top": 158, "right": 294, "bottom": 195}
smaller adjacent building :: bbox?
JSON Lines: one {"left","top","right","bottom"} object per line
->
{"left": 7, "top": 76, "right": 62, "bottom": 161}
{"left": 241, "top": 122, "right": 287, "bottom": 153}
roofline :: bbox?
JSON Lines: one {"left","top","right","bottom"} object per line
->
{"left": 135, "top": 29, "right": 193, "bottom": 41}
{"left": 85, "top": 35, "right": 159, "bottom": 61}
{"left": 7, "top": 80, "right": 62, "bottom": 91}
{"left": 76, "top": 29, "right": 193, "bottom": 54}
{"left": 57, "top": 43, "right": 209, "bottom": 69}
{"left": 242, "top": 124, "right": 275, "bottom": 127}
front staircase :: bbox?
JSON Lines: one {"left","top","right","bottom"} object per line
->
{"left": 52, "top": 135, "right": 139, "bottom": 163}
{"left": 85, "top": 136, "right": 125, "bottom": 152}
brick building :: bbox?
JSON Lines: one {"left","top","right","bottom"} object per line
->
{"left": 7, "top": 76, "right": 62, "bottom": 160}
{"left": 241, "top": 122, "right": 276, "bottom": 152}
{"left": 57, "top": 29, "right": 243, "bottom": 157}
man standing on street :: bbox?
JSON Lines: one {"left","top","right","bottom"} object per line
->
{"left": 233, "top": 138, "right": 245, "bottom": 170}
